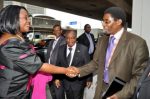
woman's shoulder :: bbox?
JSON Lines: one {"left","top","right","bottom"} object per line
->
{"left": 1, "top": 38, "right": 30, "bottom": 51}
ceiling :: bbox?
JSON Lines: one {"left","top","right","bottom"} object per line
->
{"left": 13, "top": 0, "right": 133, "bottom": 27}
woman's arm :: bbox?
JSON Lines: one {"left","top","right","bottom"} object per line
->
{"left": 39, "top": 63, "right": 71, "bottom": 74}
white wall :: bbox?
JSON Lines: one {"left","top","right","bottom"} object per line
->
{"left": 132, "top": 0, "right": 150, "bottom": 52}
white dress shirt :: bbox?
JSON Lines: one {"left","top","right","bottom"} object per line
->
{"left": 107, "top": 28, "right": 124, "bottom": 66}
{"left": 85, "top": 33, "right": 94, "bottom": 54}
{"left": 67, "top": 43, "right": 76, "bottom": 66}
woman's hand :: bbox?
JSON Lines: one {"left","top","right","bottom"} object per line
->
{"left": 65, "top": 66, "right": 79, "bottom": 78}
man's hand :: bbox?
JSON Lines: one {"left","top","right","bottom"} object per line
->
{"left": 54, "top": 79, "right": 61, "bottom": 88}
{"left": 107, "top": 94, "right": 118, "bottom": 99}
{"left": 65, "top": 66, "right": 80, "bottom": 78}
{"left": 86, "top": 81, "right": 92, "bottom": 89}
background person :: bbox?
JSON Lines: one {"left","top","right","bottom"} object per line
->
{"left": 55, "top": 30, "right": 92, "bottom": 99}
{"left": 77, "top": 24, "right": 96, "bottom": 99}
{"left": 77, "top": 24, "right": 95, "bottom": 59}
{"left": 46, "top": 24, "right": 66, "bottom": 99}
{"left": 132, "top": 59, "right": 150, "bottom": 99}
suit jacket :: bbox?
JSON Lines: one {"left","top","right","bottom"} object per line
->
{"left": 46, "top": 36, "right": 66, "bottom": 65}
{"left": 77, "top": 33, "right": 95, "bottom": 59}
{"left": 132, "top": 59, "right": 150, "bottom": 99}
{"left": 79, "top": 31, "right": 149, "bottom": 99}
{"left": 56, "top": 43, "right": 92, "bottom": 89}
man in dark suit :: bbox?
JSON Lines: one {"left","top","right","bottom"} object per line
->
{"left": 46, "top": 24, "right": 66, "bottom": 99}
{"left": 55, "top": 30, "right": 92, "bottom": 99}
{"left": 77, "top": 24, "right": 95, "bottom": 59}
{"left": 133, "top": 59, "right": 150, "bottom": 99}
{"left": 69, "top": 7, "right": 149, "bottom": 99}
{"left": 46, "top": 24, "right": 66, "bottom": 65}
{"left": 77, "top": 24, "right": 95, "bottom": 99}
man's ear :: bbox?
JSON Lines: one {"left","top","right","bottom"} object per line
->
{"left": 117, "top": 19, "right": 122, "bottom": 25}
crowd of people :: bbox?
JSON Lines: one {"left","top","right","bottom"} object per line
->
{"left": 0, "top": 5, "right": 150, "bottom": 99}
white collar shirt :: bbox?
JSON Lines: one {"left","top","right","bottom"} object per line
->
{"left": 108, "top": 28, "right": 124, "bottom": 66}
{"left": 52, "top": 37, "right": 60, "bottom": 49}
{"left": 67, "top": 43, "right": 76, "bottom": 66}
{"left": 85, "top": 32, "right": 94, "bottom": 54}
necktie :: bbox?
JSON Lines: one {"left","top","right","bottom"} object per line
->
{"left": 104, "top": 36, "right": 115, "bottom": 83}
{"left": 67, "top": 47, "right": 72, "bottom": 65}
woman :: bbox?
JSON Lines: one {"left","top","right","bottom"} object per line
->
{"left": 0, "top": 5, "right": 72, "bottom": 98}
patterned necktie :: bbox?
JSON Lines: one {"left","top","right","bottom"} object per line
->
{"left": 67, "top": 47, "right": 72, "bottom": 65}
{"left": 104, "top": 36, "right": 115, "bottom": 83}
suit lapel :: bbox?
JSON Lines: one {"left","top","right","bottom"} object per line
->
{"left": 109, "top": 31, "right": 127, "bottom": 65}
{"left": 71, "top": 44, "right": 80, "bottom": 65}
{"left": 83, "top": 33, "right": 90, "bottom": 44}
{"left": 101, "top": 36, "right": 109, "bottom": 64}
{"left": 53, "top": 37, "right": 62, "bottom": 51}
{"left": 64, "top": 45, "right": 69, "bottom": 66}
{"left": 96, "top": 35, "right": 109, "bottom": 90}
{"left": 49, "top": 40, "right": 54, "bottom": 50}
{"left": 47, "top": 40, "right": 54, "bottom": 56}
{"left": 98, "top": 36, "right": 109, "bottom": 74}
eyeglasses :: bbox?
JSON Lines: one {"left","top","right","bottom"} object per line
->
{"left": 101, "top": 19, "right": 116, "bottom": 26}
{"left": 102, "top": 20, "right": 112, "bottom": 24}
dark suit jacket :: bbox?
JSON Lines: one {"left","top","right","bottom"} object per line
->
{"left": 56, "top": 43, "right": 92, "bottom": 90}
{"left": 133, "top": 59, "right": 150, "bottom": 99}
{"left": 79, "top": 31, "right": 149, "bottom": 99}
{"left": 46, "top": 36, "right": 66, "bottom": 65}
{"left": 77, "top": 33, "right": 95, "bottom": 59}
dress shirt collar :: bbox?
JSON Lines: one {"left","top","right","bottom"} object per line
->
{"left": 110, "top": 28, "right": 124, "bottom": 40}
{"left": 67, "top": 43, "right": 77, "bottom": 66}
{"left": 85, "top": 32, "right": 91, "bottom": 35}
{"left": 55, "top": 36, "right": 60, "bottom": 42}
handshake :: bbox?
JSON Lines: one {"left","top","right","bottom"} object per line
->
{"left": 65, "top": 66, "right": 80, "bottom": 78}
